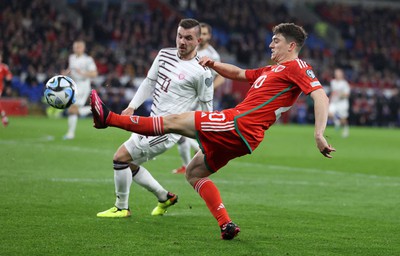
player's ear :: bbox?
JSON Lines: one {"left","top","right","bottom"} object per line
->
{"left": 288, "top": 41, "right": 297, "bottom": 52}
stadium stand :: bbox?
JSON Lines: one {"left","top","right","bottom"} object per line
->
{"left": 0, "top": 0, "right": 399, "bottom": 126}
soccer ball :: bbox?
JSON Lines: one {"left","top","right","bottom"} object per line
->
{"left": 44, "top": 75, "right": 77, "bottom": 109}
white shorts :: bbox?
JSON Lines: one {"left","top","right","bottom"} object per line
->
{"left": 74, "top": 81, "right": 91, "bottom": 107}
{"left": 329, "top": 102, "right": 349, "bottom": 119}
{"left": 124, "top": 133, "right": 181, "bottom": 165}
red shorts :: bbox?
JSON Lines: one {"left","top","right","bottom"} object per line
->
{"left": 194, "top": 109, "right": 250, "bottom": 172}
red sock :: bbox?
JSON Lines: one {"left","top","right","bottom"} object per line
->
{"left": 194, "top": 178, "right": 231, "bottom": 227}
{"left": 107, "top": 112, "right": 164, "bottom": 136}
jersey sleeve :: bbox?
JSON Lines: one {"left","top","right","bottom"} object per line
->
{"left": 146, "top": 51, "right": 161, "bottom": 80}
{"left": 288, "top": 63, "right": 323, "bottom": 94}
{"left": 196, "top": 69, "right": 214, "bottom": 111}
{"left": 343, "top": 81, "right": 351, "bottom": 94}
{"left": 87, "top": 57, "right": 97, "bottom": 72}
{"left": 245, "top": 66, "right": 270, "bottom": 85}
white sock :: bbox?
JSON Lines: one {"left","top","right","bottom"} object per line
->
{"left": 114, "top": 167, "right": 133, "bottom": 209}
{"left": 178, "top": 138, "right": 192, "bottom": 166}
{"left": 187, "top": 137, "right": 200, "bottom": 151}
{"left": 66, "top": 114, "right": 78, "bottom": 137}
{"left": 342, "top": 124, "right": 349, "bottom": 138}
{"left": 133, "top": 166, "right": 168, "bottom": 202}
{"left": 79, "top": 106, "right": 92, "bottom": 117}
{"left": 333, "top": 118, "right": 340, "bottom": 130}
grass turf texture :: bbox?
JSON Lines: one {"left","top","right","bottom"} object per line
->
{"left": 0, "top": 116, "right": 399, "bottom": 255}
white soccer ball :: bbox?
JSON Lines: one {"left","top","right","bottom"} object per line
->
{"left": 44, "top": 75, "right": 77, "bottom": 109}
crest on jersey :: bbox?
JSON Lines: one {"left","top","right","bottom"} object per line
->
{"left": 179, "top": 73, "right": 185, "bottom": 80}
{"left": 306, "top": 69, "right": 316, "bottom": 79}
{"left": 205, "top": 77, "right": 212, "bottom": 87}
{"left": 130, "top": 116, "right": 139, "bottom": 124}
{"left": 272, "top": 65, "right": 286, "bottom": 72}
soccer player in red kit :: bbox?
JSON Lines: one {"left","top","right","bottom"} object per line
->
{"left": 90, "top": 23, "right": 335, "bottom": 240}
{"left": 0, "top": 53, "right": 13, "bottom": 127}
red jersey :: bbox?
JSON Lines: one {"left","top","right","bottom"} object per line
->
{"left": 0, "top": 63, "right": 12, "bottom": 94}
{"left": 234, "top": 58, "right": 323, "bottom": 152}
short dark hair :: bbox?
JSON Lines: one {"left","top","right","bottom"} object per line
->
{"left": 200, "top": 22, "right": 212, "bottom": 35}
{"left": 179, "top": 18, "right": 201, "bottom": 37}
{"left": 272, "top": 23, "right": 308, "bottom": 49}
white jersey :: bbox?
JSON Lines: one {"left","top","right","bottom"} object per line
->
{"left": 68, "top": 53, "right": 97, "bottom": 106}
{"left": 147, "top": 48, "right": 214, "bottom": 116}
{"left": 198, "top": 44, "right": 221, "bottom": 78}
{"left": 330, "top": 79, "right": 350, "bottom": 105}
{"left": 329, "top": 78, "right": 350, "bottom": 118}
{"left": 68, "top": 53, "right": 97, "bottom": 84}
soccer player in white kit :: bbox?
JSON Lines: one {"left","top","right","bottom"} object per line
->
{"left": 63, "top": 40, "right": 98, "bottom": 140}
{"left": 173, "top": 22, "right": 225, "bottom": 174}
{"left": 96, "top": 19, "right": 214, "bottom": 218}
{"left": 328, "top": 68, "right": 351, "bottom": 137}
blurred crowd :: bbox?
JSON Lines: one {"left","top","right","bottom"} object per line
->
{"left": 0, "top": 0, "right": 399, "bottom": 126}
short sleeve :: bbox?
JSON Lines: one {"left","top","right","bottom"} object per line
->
{"left": 288, "top": 63, "right": 322, "bottom": 95}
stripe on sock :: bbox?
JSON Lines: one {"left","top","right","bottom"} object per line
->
{"left": 153, "top": 116, "right": 164, "bottom": 135}
{"left": 113, "top": 160, "right": 130, "bottom": 170}
{"left": 194, "top": 178, "right": 210, "bottom": 193}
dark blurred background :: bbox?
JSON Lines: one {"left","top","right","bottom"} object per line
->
{"left": 1, "top": 0, "right": 399, "bottom": 127}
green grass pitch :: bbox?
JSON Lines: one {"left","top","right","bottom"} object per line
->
{"left": 0, "top": 116, "right": 399, "bottom": 255}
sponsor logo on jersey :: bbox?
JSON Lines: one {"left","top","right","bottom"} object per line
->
{"left": 130, "top": 116, "right": 140, "bottom": 124}
{"left": 310, "top": 81, "right": 321, "bottom": 87}
{"left": 306, "top": 69, "right": 316, "bottom": 79}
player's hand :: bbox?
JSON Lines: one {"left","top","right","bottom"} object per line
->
{"left": 315, "top": 135, "right": 336, "bottom": 158}
{"left": 61, "top": 69, "right": 70, "bottom": 75}
{"left": 121, "top": 107, "right": 134, "bottom": 116}
{"left": 198, "top": 56, "right": 215, "bottom": 68}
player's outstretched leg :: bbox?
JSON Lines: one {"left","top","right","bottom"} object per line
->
{"left": 90, "top": 89, "right": 110, "bottom": 129}
{"left": 151, "top": 192, "right": 178, "bottom": 216}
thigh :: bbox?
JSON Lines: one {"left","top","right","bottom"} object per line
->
{"left": 195, "top": 110, "right": 248, "bottom": 172}
{"left": 123, "top": 133, "right": 181, "bottom": 165}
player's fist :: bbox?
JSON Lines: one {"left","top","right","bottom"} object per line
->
{"left": 199, "top": 56, "right": 215, "bottom": 68}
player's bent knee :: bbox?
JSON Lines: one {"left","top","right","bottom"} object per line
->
{"left": 113, "top": 145, "right": 132, "bottom": 163}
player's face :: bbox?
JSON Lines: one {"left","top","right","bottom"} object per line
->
{"left": 73, "top": 42, "right": 85, "bottom": 56}
{"left": 334, "top": 69, "right": 344, "bottom": 79}
{"left": 176, "top": 26, "right": 200, "bottom": 59}
{"left": 199, "top": 27, "right": 211, "bottom": 47}
{"left": 269, "top": 34, "right": 294, "bottom": 63}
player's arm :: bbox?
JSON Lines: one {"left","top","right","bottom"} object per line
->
{"left": 82, "top": 70, "right": 98, "bottom": 78}
{"left": 4, "top": 65, "right": 12, "bottom": 81}
{"left": 124, "top": 51, "right": 161, "bottom": 115}
{"left": 310, "top": 88, "right": 336, "bottom": 158}
{"left": 124, "top": 77, "right": 156, "bottom": 115}
{"left": 82, "top": 58, "right": 98, "bottom": 78}
{"left": 199, "top": 56, "right": 247, "bottom": 82}
{"left": 213, "top": 74, "right": 225, "bottom": 90}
